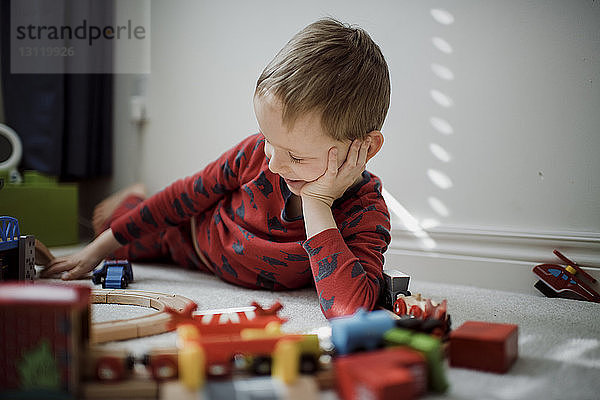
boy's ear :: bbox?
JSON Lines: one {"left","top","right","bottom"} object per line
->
{"left": 366, "top": 130, "right": 384, "bottom": 162}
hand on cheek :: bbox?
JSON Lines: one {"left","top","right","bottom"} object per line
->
{"left": 300, "top": 138, "right": 371, "bottom": 206}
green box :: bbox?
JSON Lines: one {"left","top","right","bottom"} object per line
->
{"left": 0, "top": 171, "right": 78, "bottom": 246}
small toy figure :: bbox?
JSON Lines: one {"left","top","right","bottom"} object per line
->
{"left": 92, "top": 259, "right": 134, "bottom": 289}
{"left": 532, "top": 249, "right": 600, "bottom": 303}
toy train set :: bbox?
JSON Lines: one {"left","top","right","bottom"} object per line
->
{"left": 3, "top": 214, "right": 596, "bottom": 399}
{"left": 0, "top": 274, "right": 521, "bottom": 400}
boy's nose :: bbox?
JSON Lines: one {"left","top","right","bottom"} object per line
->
{"left": 267, "top": 153, "right": 287, "bottom": 176}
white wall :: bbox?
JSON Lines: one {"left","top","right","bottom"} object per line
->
{"left": 109, "top": 0, "right": 600, "bottom": 290}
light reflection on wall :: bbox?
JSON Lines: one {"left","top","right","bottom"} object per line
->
{"left": 427, "top": 8, "right": 456, "bottom": 226}
{"left": 382, "top": 8, "right": 457, "bottom": 251}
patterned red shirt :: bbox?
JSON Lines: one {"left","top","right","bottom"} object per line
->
{"left": 110, "top": 133, "right": 391, "bottom": 318}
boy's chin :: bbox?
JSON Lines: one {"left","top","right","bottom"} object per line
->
{"left": 283, "top": 178, "right": 306, "bottom": 195}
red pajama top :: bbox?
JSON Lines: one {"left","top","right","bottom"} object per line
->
{"left": 110, "top": 133, "right": 391, "bottom": 318}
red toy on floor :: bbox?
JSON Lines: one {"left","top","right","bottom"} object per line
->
{"left": 449, "top": 320, "right": 518, "bottom": 373}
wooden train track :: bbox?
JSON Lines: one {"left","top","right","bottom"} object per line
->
{"left": 91, "top": 289, "right": 196, "bottom": 344}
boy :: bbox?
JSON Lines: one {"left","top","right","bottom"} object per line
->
{"left": 40, "top": 18, "right": 391, "bottom": 319}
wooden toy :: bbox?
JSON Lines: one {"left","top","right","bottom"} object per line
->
{"left": 533, "top": 249, "right": 600, "bottom": 303}
{"left": 379, "top": 269, "right": 411, "bottom": 310}
{"left": 175, "top": 324, "right": 320, "bottom": 380}
{"left": 392, "top": 293, "right": 451, "bottom": 339}
{"left": 0, "top": 216, "right": 35, "bottom": 281}
{"left": 449, "top": 320, "right": 518, "bottom": 373}
{"left": 159, "top": 375, "right": 320, "bottom": 400}
{"left": 335, "top": 347, "right": 427, "bottom": 400}
{"left": 90, "top": 289, "right": 196, "bottom": 343}
{"left": 166, "top": 300, "right": 288, "bottom": 337}
{"left": 383, "top": 328, "right": 449, "bottom": 393}
{"left": 92, "top": 259, "right": 134, "bottom": 289}
{"left": 81, "top": 377, "right": 158, "bottom": 399}
{"left": 330, "top": 308, "right": 397, "bottom": 355}
{"left": 0, "top": 282, "right": 91, "bottom": 398}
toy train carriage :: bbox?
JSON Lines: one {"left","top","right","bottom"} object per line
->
{"left": 92, "top": 260, "right": 134, "bottom": 289}
{"left": 176, "top": 323, "right": 321, "bottom": 389}
{"left": 0, "top": 216, "right": 35, "bottom": 281}
{"left": 166, "top": 301, "right": 288, "bottom": 337}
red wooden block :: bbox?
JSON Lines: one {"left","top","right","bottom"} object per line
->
{"left": 449, "top": 320, "right": 518, "bottom": 373}
{"left": 335, "top": 347, "right": 427, "bottom": 400}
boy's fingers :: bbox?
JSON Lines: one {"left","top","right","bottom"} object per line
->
{"left": 40, "top": 260, "right": 73, "bottom": 277}
{"left": 327, "top": 147, "right": 338, "bottom": 175}
{"left": 346, "top": 139, "right": 361, "bottom": 167}
{"left": 62, "top": 267, "right": 85, "bottom": 280}
{"left": 358, "top": 138, "right": 371, "bottom": 165}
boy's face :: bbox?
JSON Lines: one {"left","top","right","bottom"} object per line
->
{"left": 253, "top": 94, "right": 352, "bottom": 196}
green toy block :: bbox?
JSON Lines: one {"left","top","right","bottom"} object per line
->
{"left": 384, "top": 328, "right": 449, "bottom": 393}
{"left": 1, "top": 171, "right": 78, "bottom": 246}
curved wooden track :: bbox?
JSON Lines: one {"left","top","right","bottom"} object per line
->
{"left": 91, "top": 289, "right": 196, "bottom": 344}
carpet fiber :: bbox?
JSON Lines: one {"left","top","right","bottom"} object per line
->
{"left": 42, "top": 248, "right": 600, "bottom": 400}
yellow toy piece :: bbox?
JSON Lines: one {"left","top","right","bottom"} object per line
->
{"left": 272, "top": 339, "right": 300, "bottom": 385}
{"left": 178, "top": 342, "right": 205, "bottom": 391}
{"left": 176, "top": 324, "right": 205, "bottom": 390}
{"left": 240, "top": 321, "right": 282, "bottom": 339}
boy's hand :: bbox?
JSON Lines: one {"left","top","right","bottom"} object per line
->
{"left": 300, "top": 137, "right": 371, "bottom": 207}
{"left": 39, "top": 229, "right": 121, "bottom": 280}
{"left": 39, "top": 249, "right": 103, "bottom": 280}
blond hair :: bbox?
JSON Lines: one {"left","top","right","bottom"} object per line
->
{"left": 255, "top": 18, "right": 390, "bottom": 142}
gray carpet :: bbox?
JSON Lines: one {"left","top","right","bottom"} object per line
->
{"left": 42, "top": 248, "right": 600, "bottom": 400}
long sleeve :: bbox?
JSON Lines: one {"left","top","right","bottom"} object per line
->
{"left": 110, "top": 134, "right": 264, "bottom": 244}
{"left": 302, "top": 179, "right": 391, "bottom": 319}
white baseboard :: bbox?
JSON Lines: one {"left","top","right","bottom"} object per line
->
{"left": 385, "top": 225, "right": 600, "bottom": 295}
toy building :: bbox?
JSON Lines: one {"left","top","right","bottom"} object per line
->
{"left": 0, "top": 216, "right": 35, "bottom": 281}
{"left": 0, "top": 283, "right": 91, "bottom": 398}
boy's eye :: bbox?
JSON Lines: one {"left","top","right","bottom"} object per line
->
{"left": 289, "top": 153, "right": 302, "bottom": 164}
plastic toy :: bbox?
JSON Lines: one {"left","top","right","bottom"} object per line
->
{"left": 379, "top": 269, "right": 411, "bottom": 310}
{"left": 335, "top": 347, "right": 427, "bottom": 400}
{"left": 383, "top": 328, "right": 449, "bottom": 393}
{"left": 176, "top": 323, "right": 320, "bottom": 382}
{"left": 532, "top": 249, "right": 600, "bottom": 303}
{"left": 448, "top": 320, "right": 518, "bottom": 373}
{"left": 0, "top": 216, "right": 35, "bottom": 281}
{"left": 0, "top": 282, "right": 91, "bottom": 398}
{"left": 330, "top": 308, "right": 397, "bottom": 355}
{"left": 92, "top": 259, "right": 134, "bottom": 288}
{"left": 392, "top": 293, "right": 451, "bottom": 339}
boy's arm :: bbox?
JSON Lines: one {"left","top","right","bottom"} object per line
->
{"left": 300, "top": 137, "right": 390, "bottom": 318}
{"left": 302, "top": 195, "right": 391, "bottom": 319}
{"left": 110, "top": 134, "right": 264, "bottom": 244}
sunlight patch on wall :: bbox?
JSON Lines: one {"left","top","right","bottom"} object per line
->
{"left": 431, "top": 63, "right": 455, "bottom": 81}
{"left": 429, "top": 117, "right": 454, "bottom": 135}
{"left": 382, "top": 187, "right": 437, "bottom": 250}
{"left": 429, "top": 143, "right": 452, "bottom": 162}
{"left": 428, "top": 196, "right": 451, "bottom": 217}
{"left": 430, "top": 9, "right": 455, "bottom": 25}
{"left": 431, "top": 37, "right": 453, "bottom": 54}
{"left": 430, "top": 89, "right": 454, "bottom": 108}
{"left": 427, "top": 168, "right": 454, "bottom": 190}
{"left": 426, "top": 8, "right": 456, "bottom": 226}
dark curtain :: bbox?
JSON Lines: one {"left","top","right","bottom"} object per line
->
{"left": 0, "top": 0, "right": 113, "bottom": 180}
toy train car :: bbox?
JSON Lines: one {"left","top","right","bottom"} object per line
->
{"left": 92, "top": 259, "right": 134, "bottom": 289}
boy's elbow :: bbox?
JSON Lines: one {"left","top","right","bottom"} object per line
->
{"left": 322, "top": 288, "right": 379, "bottom": 319}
